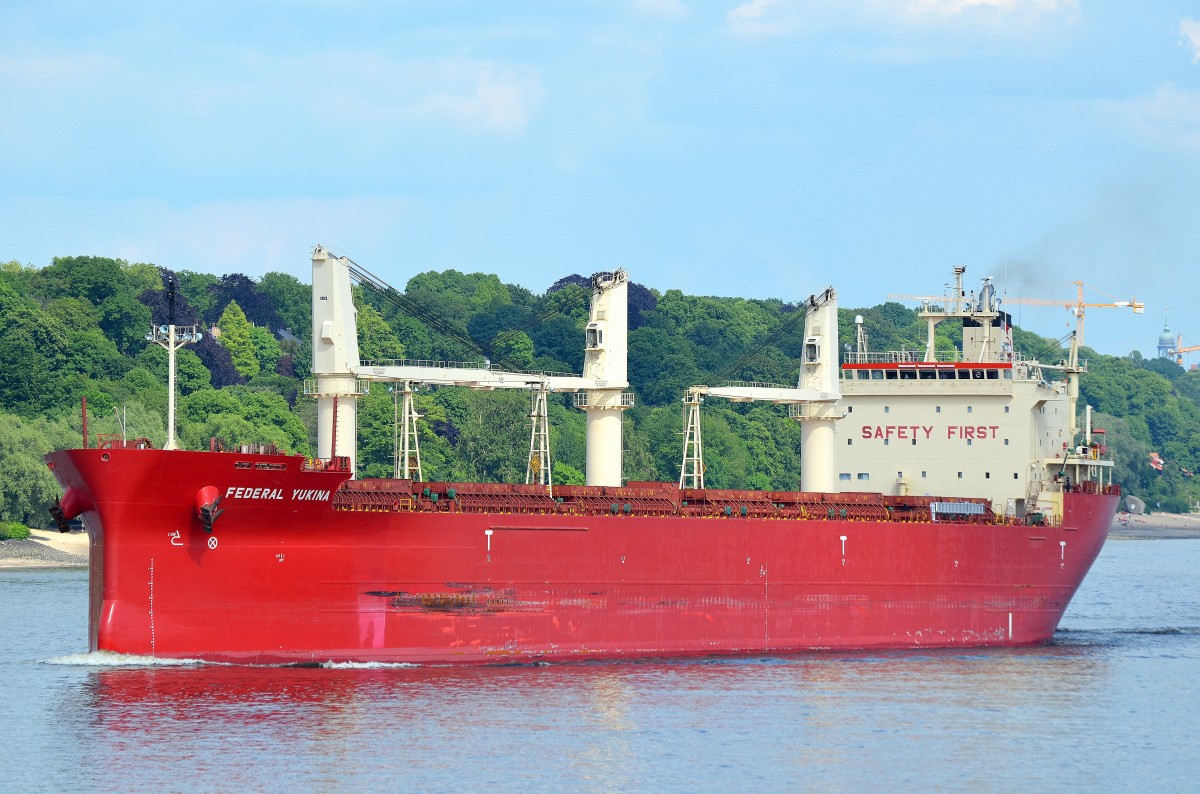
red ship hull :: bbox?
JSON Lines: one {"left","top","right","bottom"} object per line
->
{"left": 46, "top": 446, "right": 1118, "bottom": 665}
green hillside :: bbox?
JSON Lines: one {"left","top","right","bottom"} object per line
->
{"left": 3, "top": 255, "right": 1196, "bottom": 527}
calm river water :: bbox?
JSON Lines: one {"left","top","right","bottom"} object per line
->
{"left": 3, "top": 538, "right": 1197, "bottom": 793}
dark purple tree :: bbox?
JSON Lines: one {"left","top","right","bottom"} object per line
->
{"left": 275, "top": 355, "right": 296, "bottom": 378}
{"left": 628, "top": 281, "right": 657, "bottom": 330}
{"left": 193, "top": 336, "right": 244, "bottom": 387}
{"left": 206, "top": 274, "right": 283, "bottom": 330}
{"left": 139, "top": 285, "right": 201, "bottom": 327}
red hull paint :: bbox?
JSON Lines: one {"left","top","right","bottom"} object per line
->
{"left": 47, "top": 447, "right": 1117, "bottom": 665}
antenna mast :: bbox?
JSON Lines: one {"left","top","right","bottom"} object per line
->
{"left": 147, "top": 272, "right": 201, "bottom": 451}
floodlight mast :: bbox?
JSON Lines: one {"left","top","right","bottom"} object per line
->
{"left": 147, "top": 274, "right": 201, "bottom": 451}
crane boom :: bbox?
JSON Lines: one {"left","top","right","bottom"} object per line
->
{"left": 1001, "top": 280, "right": 1143, "bottom": 352}
{"left": 1169, "top": 332, "right": 1200, "bottom": 364}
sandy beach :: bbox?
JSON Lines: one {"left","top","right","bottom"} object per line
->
{"left": 2, "top": 512, "right": 1198, "bottom": 569}
{"left": 1107, "top": 512, "right": 1200, "bottom": 540}
{"left": 0, "top": 529, "right": 89, "bottom": 568}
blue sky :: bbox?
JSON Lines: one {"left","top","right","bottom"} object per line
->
{"left": 3, "top": 1, "right": 1198, "bottom": 359}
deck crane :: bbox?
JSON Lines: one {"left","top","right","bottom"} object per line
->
{"left": 309, "top": 245, "right": 633, "bottom": 488}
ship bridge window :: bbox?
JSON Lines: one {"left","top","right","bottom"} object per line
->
{"left": 900, "top": 370, "right": 917, "bottom": 380}
{"left": 885, "top": 370, "right": 898, "bottom": 380}
{"left": 1003, "top": 370, "right": 1012, "bottom": 379}
{"left": 957, "top": 370, "right": 970, "bottom": 379}
{"left": 987, "top": 369, "right": 999, "bottom": 380}
{"left": 972, "top": 369, "right": 984, "bottom": 379}
{"left": 872, "top": 370, "right": 885, "bottom": 380}
{"left": 858, "top": 370, "right": 871, "bottom": 380}
{"left": 920, "top": 369, "right": 936, "bottom": 380}
{"left": 938, "top": 369, "right": 955, "bottom": 380}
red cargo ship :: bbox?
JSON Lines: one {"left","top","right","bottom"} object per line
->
{"left": 46, "top": 253, "right": 1120, "bottom": 664}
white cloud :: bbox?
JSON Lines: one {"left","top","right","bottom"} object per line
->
{"left": 409, "top": 63, "right": 545, "bottom": 137}
{"left": 0, "top": 49, "right": 544, "bottom": 141}
{"left": 632, "top": 0, "right": 688, "bottom": 19}
{"left": 727, "top": 0, "right": 797, "bottom": 38}
{"left": 903, "top": 0, "right": 1073, "bottom": 18}
{"left": 726, "top": 0, "right": 1078, "bottom": 39}
{"left": 1181, "top": 17, "right": 1200, "bottom": 63}
{"left": 1115, "top": 83, "right": 1200, "bottom": 151}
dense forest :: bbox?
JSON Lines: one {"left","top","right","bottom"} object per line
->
{"left": 2, "top": 254, "right": 1198, "bottom": 528}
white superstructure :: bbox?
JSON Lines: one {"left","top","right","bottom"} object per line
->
{"left": 836, "top": 267, "right": 1112, "bottom": 523}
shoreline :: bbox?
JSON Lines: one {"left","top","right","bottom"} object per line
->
{"left": 0, "top": 529, "right": 89, "bottom": 569}
{"left": 1106, "top": 512, "right": 1200, "bottom": 540}
{"left": 3, "top": 512, "right": 1199, "bottom": 570}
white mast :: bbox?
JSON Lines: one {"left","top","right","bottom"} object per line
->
{"left": 527, "top": 383, "right": 552, "bottom": 490}
{"left": 680, "top": 387, "right": 705, "bottom": 489}
{"left": 147, "top": 273, "right": 200, "bottom": 451}
{"left": 395, "top": 381, "right": 422, "bottom": 480}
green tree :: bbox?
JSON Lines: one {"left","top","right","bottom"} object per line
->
{"left": 492, "top": 330, "right": 535, "bottom": 369}
{"left": 0, "top": 287, "right": 72, "bottom": 417}
{"left": 258, "top": 272, "right": 311, "bottom": 336}
{"left": 357, "top": 302, "right": 405, "bottom": 362}
{"left": 175, "top": 271, "right": 219, "bottom": 321}
{"left": 134, "top": 346, "right": 212, "bottom": 396}
{"left": 36, "top": 255, "right": 124, "bottom": 304}
{"left": 249, "top": 325, "right": 283, "bottom": 374}
{"left": 406, "top": 270, "right": 512, "bottom": 316}
{"left": 216, "top": 300, "right": 260, "bottom": 379}
{"left": 97, "top": 292, "right": 153, "bottom": 355}
{"left": 553, "top": 462, "right": 585, "bottom": 485}
{"left": 178, "top": 386, "right": 309, "bottom": 454}
{"left": 0, "top": 414, "right": 78, "bottom": 526}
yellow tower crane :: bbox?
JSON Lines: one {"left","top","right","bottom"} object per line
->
{"left": 1169, "top": 333, "right": 1200, "bottom": 366}
{"left": 1001, "top": 280, "right": 1143, "bottom": 367}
